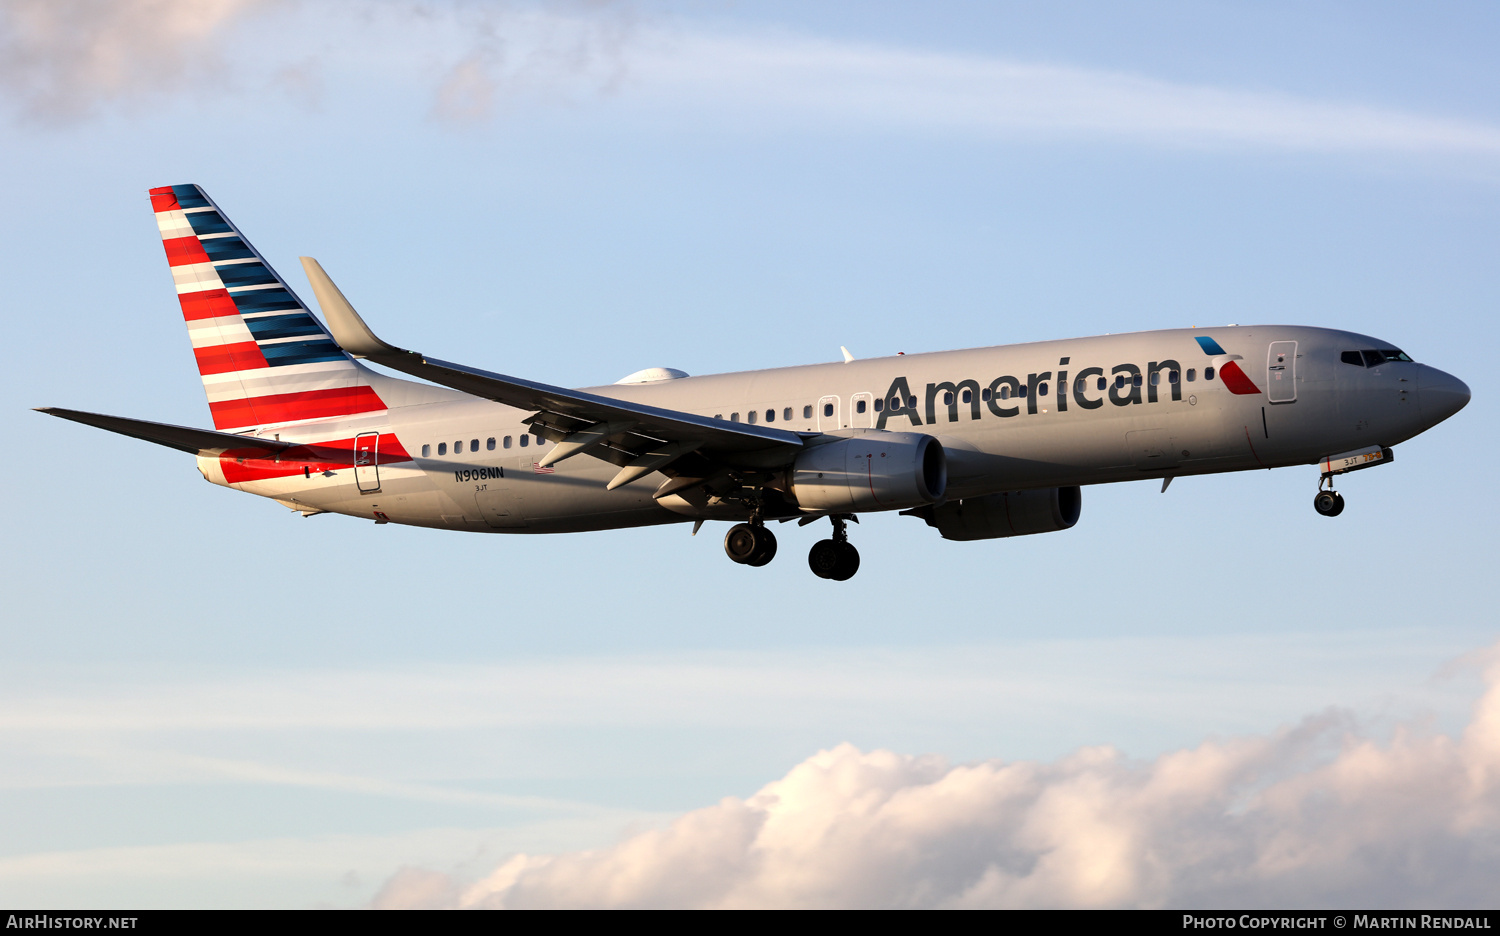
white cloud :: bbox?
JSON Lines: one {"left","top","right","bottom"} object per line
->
{"left": 4, "top": 0, "right": 1497, "bottom": 163}
{"left": 0, "top": 0, "right": 272, "bottom": 123}
{"left": 627, "top": 29, "right": 1500, "bottom": 158}
{"left": 371, "top": 645, "right": 1500, "bottom": 909}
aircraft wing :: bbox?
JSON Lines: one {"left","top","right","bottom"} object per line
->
{"left": 301, "top": 258, "right": 808, "bottom": 485}
{"left": 36, "top": 407, "right": 295, "bottom": 457}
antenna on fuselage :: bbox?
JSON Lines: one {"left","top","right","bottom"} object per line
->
{"left": 840, "top": 346, "right": 855, "bottom": 364}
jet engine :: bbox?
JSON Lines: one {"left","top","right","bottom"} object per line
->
{"left": 789, "top": 432, "right": 946, "bottom": 513}
{"left": 905, "top": 486, "right": 1081, "bottom": 541}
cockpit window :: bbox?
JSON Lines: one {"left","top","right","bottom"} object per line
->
{"left": 1347, "top": 349, "right": 1414, "bottom": 367}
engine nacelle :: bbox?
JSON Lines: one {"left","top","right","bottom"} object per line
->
{"left": 907, "top": 486, "right": 1081, "bottom": 541}
{"left": 790, "top": 432, "right": 946, "bottom": 513}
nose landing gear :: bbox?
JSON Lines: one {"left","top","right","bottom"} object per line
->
{"left": 808, "top": 515, "right": 860, "bottom": 581}
{"left": 1313, "top": 489, "right": 1345, "bottom": 517}
{"left": 1313, "top": 474, "right": 1346, "bottom": 517}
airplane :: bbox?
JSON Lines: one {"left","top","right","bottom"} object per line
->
{"left": 38, "top": 184, "right": 1471, "bottom": 581}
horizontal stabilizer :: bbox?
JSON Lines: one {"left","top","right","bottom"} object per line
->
{"left": 36, "top": 407, "right": 293, "bottom": 457}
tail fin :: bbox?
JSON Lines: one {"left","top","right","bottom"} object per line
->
{"left": 149, "top": 184, "right": 388, "bottom": 431}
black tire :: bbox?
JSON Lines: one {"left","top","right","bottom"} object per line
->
{"left": 830, "top": 542, "right": 860, "bottom": 581}
{"left": 1313, "top": 491, "right": 1340, "bottom": 517}
{"left": 748, "top": 526, "right": 778, "bottom": 566}
{"left": 724, "top": 523, "right": 759, "bottom": 563}
{"left": 808, "top": 539, "right": 841, "bottom": 578}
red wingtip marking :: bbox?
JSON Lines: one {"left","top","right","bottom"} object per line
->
{"left": 1219, "top": 360, "right": 1261, "bottom": 395}
{"left": 149, "top": 192, "right": 180, "bottom": 212}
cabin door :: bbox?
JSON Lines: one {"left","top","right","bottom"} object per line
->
{"left": 1267, "top": 341, "right": 1297, "bottom": 403}
{"left": 354, "top": 432, "right": 380, "bottom": 493}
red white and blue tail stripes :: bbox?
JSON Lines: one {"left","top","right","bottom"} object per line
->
{"left": 150, "top": 184, "right": 388, "bottom": 431}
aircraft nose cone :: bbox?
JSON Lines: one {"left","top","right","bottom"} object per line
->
{"left": 1423, "top": 369, "right": 1471, "bottom": 425}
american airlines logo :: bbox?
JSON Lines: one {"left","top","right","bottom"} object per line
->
{"left": 874, "top": 339, "right": 1259, "bottom": 431}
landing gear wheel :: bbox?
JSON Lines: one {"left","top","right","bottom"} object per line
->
{"left": 808, "top": 540, "right": 841, "bottom": 578}
{"left": 809, "top": 540, "right": 860, "bottom": 580}
{"left": 829, "top": 541, "right": 860, "bottom": 581}
{"left": 1313, "top": 490, "right": 1345, "bottom": 517}
{"left": 725, "top": 523, "right": 777, "bottom": 566}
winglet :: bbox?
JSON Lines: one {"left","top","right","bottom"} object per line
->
{"left": 299, "top": 257, "right": 404, "bottom": 358}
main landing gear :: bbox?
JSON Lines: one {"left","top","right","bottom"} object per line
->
{"left": 1314, "top": 477, "right": 1345, "bottom": 517}
{"left": 721, "top": 514, "right": 861, "bottom": 580}
{"left": 807, "top": 515, "right": 860, "bottom": 581}
{"left": 724, "top": 521, "right": 777, "bottom": 567}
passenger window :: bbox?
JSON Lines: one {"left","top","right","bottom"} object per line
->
{"left": 907, "top": 396, "right": 917, "bottom": 408}
{"left": 1018, "top": 385, "right": 1028, "bottom": 399}
{"left": 982, "top": 388, "right": 992, "bottom": 402}
{"left": 715, "top": 414, "right": 723, "bottom": 420}
{"left": 748, "top": 411, "right": 757, "bottom": 424}
{"left": 999, "top": 385, "right": 1010, "bottom": 400}
{"left": 1150, "top": 372, "right": 1160, "bottom": 385}
{"left": 1097, "top": 377, "right": 1106, "bottom": 391}
{"left": 1341, "top": 351, "right": 1363, "bottom": 367}
{"left": 1186, "top": 369, "right": 1196, "bottom": 382}
{"left": 874, "top": 398, "right": 883, "bottom": 412}
{"left": 453, "top": 440, "right": 463, "bottom": 453}
{"left": 520, "top": 435, "right": 529, "bottom": 447}
{"left": 783, "top": 407, "right": 792, "bottom": 421}
{"left": 1074, "top": 378, "right": 1086, "bottom": 393}
{"left": 1132, "top": 375, "right": 1143, "bottom": 388}
{"left": 487, "top": 437, "right": 495, "bottom": 451}
{"left": 765, "top": 409, "right": 775, "bottom": 423}
{"left": 732, "top": 412, "right": 741, "bottom": 422}
{"left": 1115, "top": 375, "right": 1125, "bottom": 389}
{"left": 1205, "top": 367, "right": 1215, "bottom": 381}
{"left": 471, "top": 439, "right": 480, "bottom": 451}
{"left": 822, "top": 404, "right": 832, "bottom": 418}
{"left": 942, "top": 391, "right": 954, "bottom": 405}
{"left": 889, "top": 396, "right": 901, "bottom": 410}
{"left": 438, "top": 442, "right": 447, "bottom": 456}
{"left": 422, "top": 444, "right": 431, "bottom": 457}
{"left": 1169, "top": 370, "right": 1179, "bottom": 384}
{"left": 855, "top": 400, "right": 866, "bottom": 414}
{"left": 962, "top": 388, "right": 972, "bottom": 404}
{"left": 803, "top": 405, "right": 812, "bottom": 419}
{"left": 1037, "top": 382, "right": 1048, "bottom": 396}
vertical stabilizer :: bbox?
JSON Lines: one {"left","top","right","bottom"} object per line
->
{"left": 149, "top": 184, "right": 388, "bottom": 431}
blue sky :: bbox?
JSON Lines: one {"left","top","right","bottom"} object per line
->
{"left": 1, "top": 0, "right": 1497, "bottom": 908}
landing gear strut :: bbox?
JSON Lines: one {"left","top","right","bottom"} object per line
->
{"left": 808, "top": 515, "right": 860, "bottom": 581}
{"left": 724, "top": 521, "right": 777, "bottom": 566}
{"left": 1314, "top": 476, "right": 1345, "bottom": 517}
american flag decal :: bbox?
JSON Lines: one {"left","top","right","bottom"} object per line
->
{"left": 532, "top": 463, "right": 555, "bottom": 474}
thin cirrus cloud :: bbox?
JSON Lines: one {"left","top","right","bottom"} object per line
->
{"left": 3, "top": 0, "right": 1498, "bottom": 164}
{"left": 372, "top": 643, "right": 1500, "bottom": 909}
